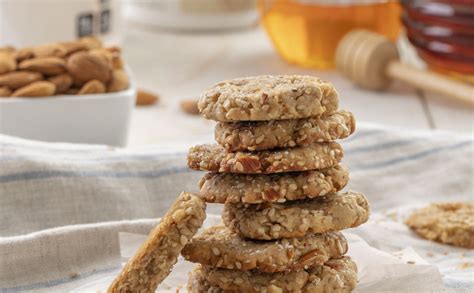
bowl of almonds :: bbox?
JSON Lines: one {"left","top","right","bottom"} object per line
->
{"left": 0, "top": 37, "right": 136, "bottom": 146}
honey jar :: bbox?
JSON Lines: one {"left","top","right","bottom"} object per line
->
{"left": 401, "top": 0, "right": 474, "bottom": 83}
{"left": 258, "top": 0, "right": 402, "bottom": 69}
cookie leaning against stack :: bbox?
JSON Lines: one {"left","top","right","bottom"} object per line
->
{"left": 185, "top": 75, "right": 370, "bottom": 292}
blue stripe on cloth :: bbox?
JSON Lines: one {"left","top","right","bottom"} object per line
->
{"left": 0, "top": 166, "right": 195, "bottom": 184}
{"left": 352, "top": 140, "right": 473, "bottom": 171}
{"left": 0, "top": 265, "right": 120, "bottom": 292}
{"left": 345, "top": 139, "right": 414, "bottom": 155}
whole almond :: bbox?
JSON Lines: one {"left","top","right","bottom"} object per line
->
{"left": 89, "top": 48, "right": 124, "bottom": 70}
{"left": 78, "top": 80, "right": 106, "bottom": 95}
{"left": 48, "top": 73, "right": 73, "bottom": 94}
{"left": 60, "top": 41, "right": 88, "bottom": 55}
{"left": 79, "top": 36, "right": 102, "bottom": 50}
{"left": 89, "top": 49, "right": 112, "bottom": 66}
{"left": 180, "top": 99, "right": 200, "bottom": 115}
{"left": 12, "top": 81, "right": 56, "bottom": 97}
{"left": 19, "top": 57, "right": 66, "bottom": 75}
{"left": 67, "top": 51, "right": 111, "bottom": 84}
{"left": 33, "top": 43, "right": 67, "bottom": 58}
{"left": 0, "top": 52, "right": 17, "bottom": 74}
{"left": 136, "top": 89, "right": 159, "bottom": 106}
{"left": 14, "top": 47, "right": 34, "bottom": 61}
{"left": 108, "top": 70, "right": 129, "bottom": 92}
{"left": 0, "top": 86, "right": 12, "bottom": 97}
{"left": 0, "top": 71, "right": 43, "bottom": 89}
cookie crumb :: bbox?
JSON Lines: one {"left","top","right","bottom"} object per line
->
{"left": 69, "top": 272, "right": 78, "bottom": 279}
{"left": 407, "top": 261, "right": 416, "bottom": 264}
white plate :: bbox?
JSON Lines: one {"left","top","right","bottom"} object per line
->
{"left": 0, "top": 82, "right": 136, "bottom": 147}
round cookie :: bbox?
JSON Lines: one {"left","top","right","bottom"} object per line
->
{"left": 198, "top": 75, "right": 339, "bottom": 122}
{"left": 181, "top": 225, "right": 347, "bottom": 273}
{"left": 190, "top": 257, "right": 358, "bottom": 293}
{"left": 223, "top": 191, "right": 369, "bottom": 240}
{"left": 187, "top": 142, "right": 343, "bottom": 174}
{"left": 108, "top": 192, "right": 206, "bottom": 293}
{"left": 199, "top": 165, "right": 349, "bottom": 204}
{"left": 215, "top": 110, "right": 355, "bottom": 152}
{"left": 405, "top": 202, "right": 474, "bottom": 249}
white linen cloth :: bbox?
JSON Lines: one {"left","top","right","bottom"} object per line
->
{"left": 0, "top": 123, "right": 472, "bottom": 292}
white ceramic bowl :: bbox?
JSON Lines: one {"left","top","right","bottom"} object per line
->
{"left": 0, "top": 82, "right": 136, "bottom": 147}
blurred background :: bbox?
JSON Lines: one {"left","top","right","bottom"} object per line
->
{"left": 0, "top": 0, "right": 472, "bottom": 146}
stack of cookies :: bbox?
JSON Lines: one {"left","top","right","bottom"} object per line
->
{"left": 184, "top": 75, "right": 370, "bottom": 292}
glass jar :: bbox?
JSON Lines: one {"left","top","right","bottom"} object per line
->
{"left": 401, "top": 0, "right": 474, "bottom": 83}
{"left": 258, "top": 0, "right": 402, "bottom": 69}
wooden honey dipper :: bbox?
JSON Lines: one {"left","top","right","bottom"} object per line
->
{"left": 335, "top": 29, "right": 474, "bottom": 106}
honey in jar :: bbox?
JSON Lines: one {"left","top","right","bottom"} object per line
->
{"left": 258, "top": 0, "right": 402, "bottom": 69}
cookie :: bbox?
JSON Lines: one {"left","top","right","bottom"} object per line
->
{"left": 191, "top": 257, "right": 357, "bottom": 293}
{"left": 215, "top": 110, "right": 355, "bottom": 151}
{"left": 223, "top": 191, "right": 369, "bottom": 240}
{"left": 405, "top": 202, "right": 474, "bottom": 249}
{"left": 198, "top": 75, "right": 339, "bottom": 122}
{"left": 181, "top": 225, "right": 347, "bottom": 273}
{"left": 187, "top": 142, "right": 343, "bottom": 174}
{"left": 108, "top": 192, "right": 206, "bottom": 292}
{"left": 188, "top": 266, "right": 223, "bottom": 293}
{"left": 198, "top": 165, "right": 349, "bottom": 204}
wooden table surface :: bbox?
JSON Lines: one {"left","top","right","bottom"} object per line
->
{"left": 123, "top": 26, "right": 473, "bottom": 146}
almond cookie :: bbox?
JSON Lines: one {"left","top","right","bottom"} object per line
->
{"left": 190, "top": 257, "right": 357, "bottom": 293}
{"left": 108, "top": 192, "right": 206, "bottom": 293}
{"left": 223, "top": 191, "right": 369, "bottom": 240}
{"left": 199, "top": 75, "right": 339, "bottom": 122}
{"left": 199, "top": 165, "right": 349, "bottom": 204}
{"left": 215, "top": 110, "right": 355, "bottom": 151}
{"left": 187, "top": 142, "right": 343, "bottom": 174}
{"left": 181, "top": 225, "right": 347, "bottom": 273}
{"left": 405, "top": 202, "right": 474, "bottom": 249}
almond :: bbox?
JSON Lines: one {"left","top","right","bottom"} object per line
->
{"left": 33, "top": 43, "right": 67, "bottom": 58}
{"left": 78, "top": 79, "right": 105, "bottom": 95}
{"left": 79, "top": 36, "right": 102, "bottom": 50}
{"left": 48, "top": 73, "right": 73, "bottom": 94}
{"left": 67, "top": 51, "right": 111, "bottom": 84}
{"left": 136, "top": 89, "right": 159, "bottom": 106}
{"left": 0, "top": 86, "right": 12, "bottom": 97}
{"left": 0, "top": 52, "right": 17, "bottom": 74}
{"left": 60, "top": 41, "right": 88, "bottom": 55}
{"left": 107, "top": 70, "right": 129, "bottom": 92}
{"left": 89, "top": 49, "right": 112, "bottom": 66}
{"left": 0, "top": 71, "right": 43, "bottom": 89}
{"left": 19, "top": 57, "right": 66, "bottom": 75}
{"left": 12, "top": 81, "right": 56, "bottom": 97}
{"left": 14, "top": 47, "right": 34, "bottom": 61}
{"left": 180, "top": 99, "right": 200, "bottom": 115}
{"left": 90, "top": 48, "right": 124, "bottom": 70}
